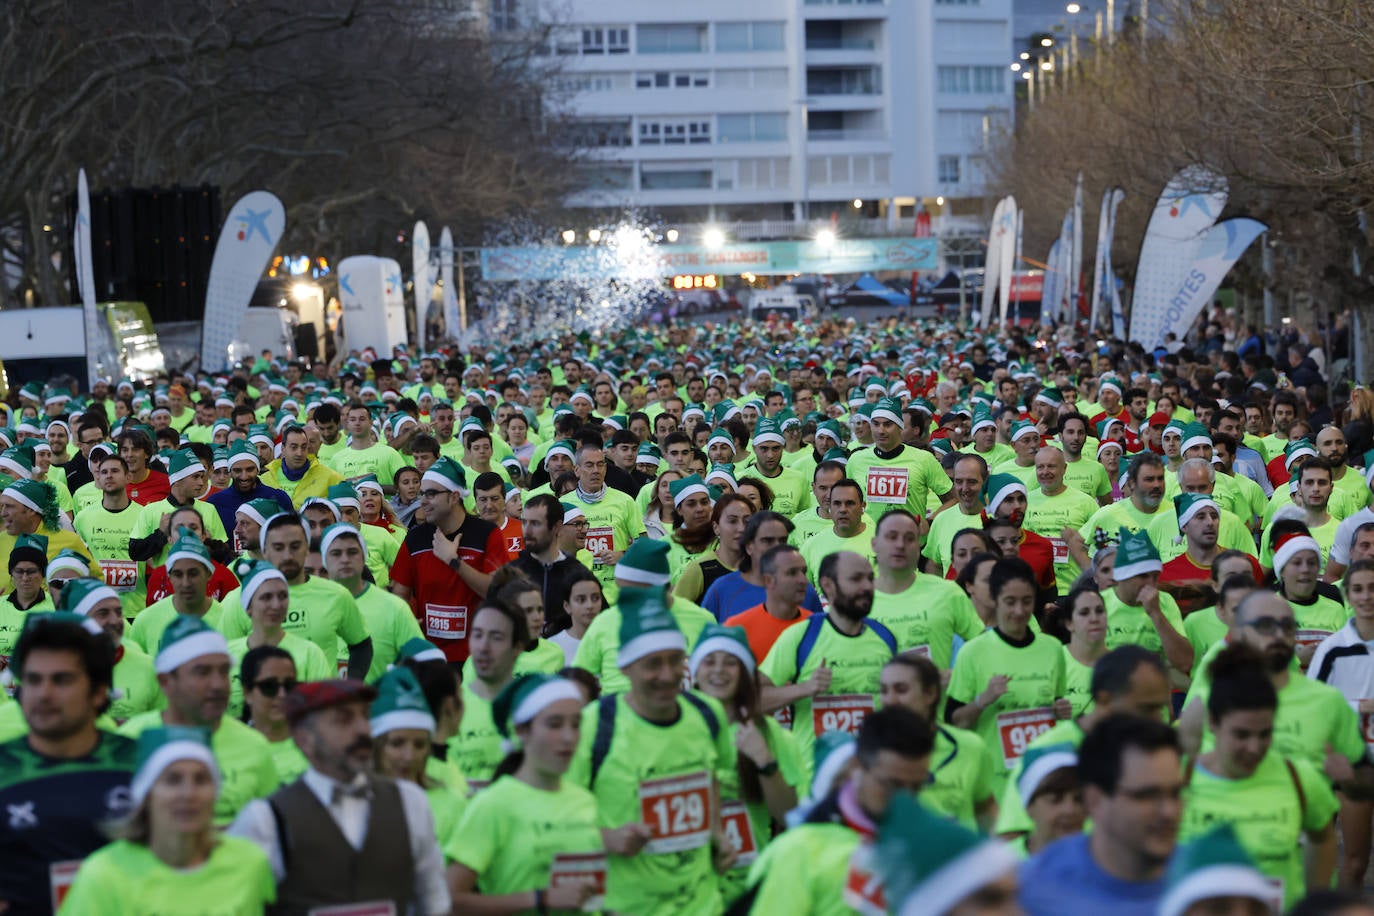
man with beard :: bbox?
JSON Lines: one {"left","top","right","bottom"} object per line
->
{"left": 1158, "top": 493, "right": 1224, "bottom": 615}
{"left": 403, "top": 355, "right": 446, "bottom": 403}
{"left": 230, "top": 679, "right": 450, "bottom": 914}
{"left": 1080, "top": 452, "right": 1170, "bottom": 547}
{"left": 507, "top": 494, "right": 583, "bottom": 631}
{"left": 206, "top": 439, "right": 293, "bottom": 536}
{"left": 759, "top": 550, "right": 896, "bottom": 761}
{"left": 1177, "top": 591, "right": 1364, "bottom": 774}
{"left": 120, "top": 615, "right": 279, "bottom": 825}
{"left": 219, "top": 514, "right": 373, "bottom": 679}
{"left": 1317, "top": 425, "right": 1367, "bottom": 512}
{"left": 1058, "top": 413, "right": 1112, "bottom": 506}
{"left": 741, "top": 418, "right": 809, "bottom": 517}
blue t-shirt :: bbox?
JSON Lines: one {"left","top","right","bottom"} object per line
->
{"left": 1019, "top": 834, "right": 1168, "bottom": 916}
{"left": 700, "top": 571, "right": 824, "bottom": 622}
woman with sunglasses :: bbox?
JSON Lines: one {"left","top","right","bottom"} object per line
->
{"left": 225, "top": 560, "right": 330, "bottom": 718}
{"left": 240, "top": 646, "right": 308, "bottom": 784}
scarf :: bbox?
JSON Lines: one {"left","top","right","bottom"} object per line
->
{"left": 575, "top": 485, "right": 605, "bottom": 504}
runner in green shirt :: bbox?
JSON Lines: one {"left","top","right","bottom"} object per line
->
{"left": 1270, "top": 525, "right": 1350, "bottom": 668}
{"left": 566, "top": 587, "right": 736, "bottom": 916}
{"left": 319, "top": 523, "right": 422, "bottom": 680}
{"left": 128, "top": 533, "right": 225, "bottom": 655}
{"left": 1181, "top": 551, "right": 1259, "bottom": 663}
{"left": 870, "top": 509, "right": 982, "bottom": 667}
{"left": 1179, "top": 642, "right": 1338, "bottom": 910}
{"left": 1025, "top": 446, "right": 1100, "bottom": 596}
{"left": 960, "top": 403, "right": 1014, "bottom": 471}
{"left": 1101, "top": 528, "right": 1194, "bottom": 678}
{"left": 759, "top": 551, "right": 896, "bottom": 762}
{"left": 1058, "top": 412, "right": 1112, "bottom": 504}
{"left": 1079, "top": 451, "right": 1170, "bottom": 546}
{"left": 452, "top": 602, "right": 525, "bottom": 791}
{"left": 787, "top": 460, "right": 845, "bottom": 550}
{"left": 324, "top": 403, "right": 408, "bottom": 486}
{"left": 879, "top": 654, "right": 996, "bottom": 831}
{"left": 846, "top": 397, "right": 953, "bottom": 523}
{"left": 224, "top": 561, "right": 331, "bottom": 718}
{"left": 563, "top": 442, "right": 648, "bottom": 606}
{"left": 946, "top": 557, "right": 1071, "bottom": 795}
{"left": 799, "top": 479, "right": 875, "bottom": 586}
{"left": 1049, "top": 585, "right": 1109, "bottom": 717}
{"left": 238, "top": 646, "right": 310, "bottom": 784}
{"left": 72, "top": 452, "right": 147, "bottom": 619}
{"left": 922, "top": 453, "right": 988, "bottom": 575}
{"left": 991, "top": 419, "right": 1042, "bottom": 490}
{"left": 741, "top": 418, "right": 810, "bottom": 517}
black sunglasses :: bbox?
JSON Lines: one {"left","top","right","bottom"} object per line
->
{"left": 251, "top": 677, "right": 299, "bottom": 698}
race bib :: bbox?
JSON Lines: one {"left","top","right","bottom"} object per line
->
{"left": 1360, "top": 712, "right": 1374, "bottom": 746}
{"left": 424, "top": 603, "right": 468, "bottom": 640}
{"left": 842, "top": 842, "right": 886, "bottom": 916}
{"left": 865, "top": 467, "right": 909, "bottom": 505}
{"left": 1051, "top": 538, "right": 1069, "bottom": 565}
{"left": 638, "top": 770, "right": 712, "bottom": 854}
{"left": 720, "top": 801, "right": 759, "bottom": 867}
{"left": 812, "top": 694, "right": 875, "bottom": 736}
{"left": 907, "top": 645, "right": 931, "bottom": 659}
{"left": 549, "top": 852, "right": 607, "bottom": 912}
{"left": 99, "top": 559, "right": 138, "bottom": 592}
{"left": 773, "top": 706, "right": 793, "bottom": 729}
{"left": 997, "top": 707, "right": 1055, "bottom": 769}
{"left": 1296, "top": 629, "right": 1332, "bottom": 651}
{"left": 308, "top": 905, "right": 397, "bottom": 916}
{"left": 586, "top": 526, "right": 613, "bottom": 563}
{"left": 50, "top": 859, "right": 81, "bottom": 913}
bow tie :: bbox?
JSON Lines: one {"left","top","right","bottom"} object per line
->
{"left": 331, "top": 782, "right": 374, "bottom": 804}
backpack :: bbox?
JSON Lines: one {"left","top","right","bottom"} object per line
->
{"left": 794, "top": 613, "right": 897, "bottom": 674}
{"left": 588, "top": 691, "right": 721, "bottom": 788}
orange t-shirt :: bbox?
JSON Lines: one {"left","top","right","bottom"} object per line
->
{"left": 724, "top": 603, "right": 812, "bottom": 664}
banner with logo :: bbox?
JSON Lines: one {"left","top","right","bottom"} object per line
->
{"left": 439, "top": 226, "right": 459, "bottom": 337}
{"left": 411, "top": 221, "right": 434, "bottom": 351}
{"left": 1054, "top": 207, "right": 1074, "bottom": 322}
{"left": 997, "top": 197, "right": 1018, "bottom": 326}
{"left": 1070, "top": 174, "right": 1084, "bottom": 322}
{"left": 1139, "top": 217, "right": 1266, "bottom": 350}
{"left": 200, "top": 191, "right": 285, "bottom": 372}
{"left": 980, "top": 197, "right": 1009, "bottom": 328}
{"left": 1011, "top": 208, "right": 1024, "bottom": 316}
{"left": 74, "top": 169, "right": 103, "bottom": 386}
{"left": 338, "top": 255, "right": 408, "bottom": 354}
{"left": 1129, "top": 166, "right": 1228, "bottom": 348}
{"left": 1091, "top": 187, "right": 1125, "bottom": 333}
{"left": 1041, "top": 239, "right": 1063, "bottom": 327}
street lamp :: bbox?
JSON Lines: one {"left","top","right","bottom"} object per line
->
{"left": 935, "top": 196, "right": 945, "bottom": 206}
{"left": 666, "top": 228, "right": 679, "bottom": 243}
{"left": 1041, "top": 36, "right": 1054, "bottom": 47}
{"left": 703, "top": 227, "right": 725, "bottom": 249}
{"left": 1019, "top": 51, "right": 1031, "bottom": 60}
{"left": 561, "top": 229, "right": 576, "bottom": 244}
{"left": 1010, "top": 62, "right": 1022, "bottom": 72}
{"left": 852, "top": 198, "right": 863, "bottom": 209}
{"left": 1066, "top": 3, "right": 1081, "bottom": 13}
{"left": 816, "top": 229, "right": 836, "bottom": 249}
{"left": 1040, "top": 59, "right": 1054, "bottom": 70}
{"left": 587, "top": 228, "right": 602, "bottom": 243}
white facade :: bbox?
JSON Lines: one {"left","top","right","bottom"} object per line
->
{"left": 539, "top": 0, "right": 1013, "bottom": 221}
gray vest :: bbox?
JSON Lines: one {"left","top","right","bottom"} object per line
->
{"left": 265, "top": 774, "right": 416, "bottom": 916}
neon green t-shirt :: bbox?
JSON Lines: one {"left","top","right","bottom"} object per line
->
{"left": 428, "top": 782, "right": 468, "bottom": 864}
{"left": 788, "top": 507, "right": 833, "bottom": 549}
{"left": 325, "top": 441, "right": 408, "bottom": 485}
{"left": 869, "top": 574, "right": 982, "bottom": 668}
{"left": 847, "top": 445, "right": 953, "bottom": 523}
{"left": 1180, "top": 752, "right": 1337, "bottom": 909}
{"left": 564, "top": 488, "right": 647, "bottom": 607}
{"left": 73, "top": 500, "right": 148, "bottom": 618}
{"left": 447, "top": 775, "right": 603, "bottom": 908}
{"left": 130, "top": 498, "right": 228, "bottom": 566}
{"left": 1080, "top": 498, "right": 1167, "bottom": 547}
{"left": 573, "top": 596, "right": 714, "bottom": 695}
{"left": 1025, "top": 486, "right": 1099, "bottom": 595}
{"left": 118, "top": 714, "right": 280, "bottom": 826}
{"left": 1061, "top": 645, "right": 1096, "bottom": 718}
{"left": 747, "top": 466, "right": 810, "bottom": 518}
{"left": 462, "top": 639, "right": 565, "bottom": 683}
{"left": 759, "top": 615, "right": 895, "bottom": 760}
{"left": 990, "top": 459, "right": 1039, "bottom": 491}
{"left": 567, "top": 692, "right": 735, "bottom": 916}
{"left": 920, "top": 724, "right": 997, "bottom": 829}
{"left": 1063, "top": 456, "right": 1111, "bottom": 501}
{"left": 58, "top": 836, "right": 275, "bottom": 915}
{"left": 219, "top": 576, "right": 370, "bottom": 672}
{"left": 110, "top": 644, "right": 161, "bottom": 723}
{"left": 267, "top": 736, "right": 309, "bottom": 784}
{"left": 1103, "top": 589, "right": 1186, "bottom": 662}
{"left": 352, "top": 581, "right": 425, "bottom": 681}
{"left": 128, "top": 597, "right": 226, "bottom": 656}
{"left": 800, "top": 525, "right": 876, "bottom": 588}
{"left": 922, "top": 505, "right": 985, "bottom": 574}
{"left": 746, "top": 822, "right": 860, "bottom": 916}
{"left": 450, "top": 683, "right": 505, "bottom": 791}
{"left": 717, "top": 715, "right": 805, "bottom": 906}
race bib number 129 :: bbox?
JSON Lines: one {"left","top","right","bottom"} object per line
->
{"left": 638, "top": 770, "right": 712, "bottom": 854}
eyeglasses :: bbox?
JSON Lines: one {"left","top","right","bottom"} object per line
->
{"left": 251, "top": 678, "right": 299, "bottom": 697}
{"left": 1241, "top": 616, "right": 1297, "bottom": 636}
{"left": 11, "top": 567, "right": 42, "bottom": 578}
{"left": 419, "top": 489, "right": 449, "bottom": 499}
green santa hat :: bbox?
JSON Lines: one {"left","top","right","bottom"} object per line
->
{"left": 544, "top": 439, "right": 576, "bottom": 467}
{"left": 352, "top": 473, "right": 385, "bottom": 495}
{"left": 0, "top": 446, "right": 33, "bottom": 480}
{"left": 682, "top": 404, "right": 707, "bottom": 426}
{"left": 156, "top": 614, "right": 230, "bottom": 674}
{"left": 9, "top": 532, "right": 48, "bottom": 571}
{"left": 165, "top": 449, "right": 203, "bottom": 486}
{"left": 1284, "top": 437, "right": 1317, "bottom": 470}
{"left": 369, "top": 667, "right": 436, "bottom": 737}
{"left": 669, "top": 473, "right": 710, "bottom": 507}
{"left": 616, "top": 537, "right": 672, "bottom": 588}
{"left": 713, "top": 401, "right": 741, "bottom": 425}
{"left": 45, "top": 548, "right": 92, "bottom": 580}
{"left": 602, "top": 414, "right": 627, "bottom": 432}
{"left": 1112, "top": 527, "right": 1162, "bottom": 581}
{"left": 1159, "top": 825, "right": 1274, "bottom": 916}
{"left": 1162, "top": 419, "right": 1187, "bottom": 441}
{"left": 1096, "top": 416, "right": 1124, "bottom": 440}
{"left": 422, "top": 456, "right": 467, "bottom": 494}
{"left": 492, "top": 673, "right": 585, "bottom": 738}
{"left": 1179, "top": 422, "right": 1212, "bottom": 454}
{"left": 235, "top": 497, "right": 284, "bottom": 528}
{"left": 688, "top": 624, "right": 755, "bottom": 681}
{"left": 811, "top": 730, "right": 857, "bottom": 799}
{"left": 982, "top": 472, "right": 1027, "bottom": 515}
{"left": 1034, "top": 387, "right": 1063, "bottom": 409}
{"left": 320, "top": 522, "right": 367, "bottom": 565}
{"left": 131, "top": 726, "right": 220, "bottom": 806}
{"left": 3, "top": 478, "right": 58, "bottom": 530}
{"left": 778, "top": 409, "right": 801, "bottom": 431}
{"left": 55, "top": 576, "right": 120, "bottom": 618}
{"left": 707, "top": 428, "right": 736, "bottom": 454}
{"left": 636, "top": 442, "right": 663, "bottom": 465}
{"left": 1016, "top": 742, "right": 1079, "bottom": 808}
{"left": 560, "top": 500, "right": 585, "bottom": 525}
{"left": 704, "top": 462, "right": 737, "bottom": 489}
{"left": 327, "top": 481, "right": 361, "bottom": 512}
{"left": 822, "top": 447, "right": 849, "bottom": 466}
{"left": 752, "top": 417, "right": 785, "bottom": 446}
{"left": 246, "top": 423, "right": 275, "bottom": 449}
{"left": 239, "top": 559, "right": 289, "bottom": 610}
{"left": 1099, "top": 375, "right": 1124, "bottom": 397}
{"left": 166, "top": 529, "right": 214, "bottom": 572}
{"left": 226, "top": 439, "right": 259, "bottom": 469}
{"left": 814, "top": 419, "right": 845, "bottom": 449}
{"left": 870, "top": 397, "right": 905, "bottom": 428}
{"left": 616, "top": 585, "right": 686, "bottom": 668}
{"left": 969, "top": 404, "right": 995, "bottom": 435}
{"left": 873, "top": 792, "right": 1020, "bottom": 916}
{"left": 1174, "top": 493, "right": 1220, "bottom": 532}
{"left": 1009, "top": 419, "right": 1040, "bottom": 443}
{"left": 396, "top": 636, "right": 447, "bottom": 665}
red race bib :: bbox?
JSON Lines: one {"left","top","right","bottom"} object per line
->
{"left": 865, "top": 467, "right": 909, "bottom": 505}
{"left": 586, "top": 526, "right": 613, "bottom": 563}
{"left": 98, "top": 559, "right": 138, "bottom": 592}
{"left": 1296, "top": 629, "right": 1332, "bottom": 651}
{"left": 842, "top": 843, "right": 887, "bottom": 916}
{"left": 549, "top": 852, "right": 607, "bottom": 911}
{"left": 1051, "top": 538, "right": 1069, "bottom": 565}
{"left": 424, "top": 603, "right": 468, "bottom": 641}
{"left": 812, "top": 694, "right": 875, "bottom": 737}
{"left": 638, "top": 771, "right": 712, "bottom": 854}
{"left": 720, "top": 801, "right": 759, "bottom": 867}
{"left": 997, "top": 707, "right": 1055, "bottom": 769}
{"left": 50, "top": 860, "right": 81, "bottom": 913}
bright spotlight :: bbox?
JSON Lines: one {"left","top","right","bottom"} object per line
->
{"left": 666, "top": 228, "right": 679, "bottom": 243}
{"left": 936, "top": 196, "right": 946, "bottom": 206}
{"left": 587, "top": 228, "right": 602, "bottom": 243}
{"left": 816, "top": 229, "right": 836, "bottom": 248}
{"left": 703, "top": 227, "right": 725, "bottom": 249}
{"left": 852, "top": 199, "right": 863, "bottom": 209}
{"left": 291, "top": 283, "right": 316, "bottom": 301}
{"left": 561, "top": 229, "right": 576, "bottom": 244}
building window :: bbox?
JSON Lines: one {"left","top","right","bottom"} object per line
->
{"left": 938, "top": 155, "right": 961, "bottom": 183}
{"left": 936, "top": 65, "right": 1004, "bottom": 94}
{"left": 716, "top": 21, "right": 786, "bottom": 52}
{"left": 641, "top": 167, "right": 714, "bottom": 190}
{"left": 717, "top": 113, "right": 787, "bottom": 142}
{"left": 581, "top": 27, "right": 630, "bottom": 54}
{"left": 637, "top": 23, "right": 707, "bottom": 53}
{"left": 634, "top": 70, "right": 710, "bottom": 89}
{"left": 638, "top": 119, "right": 712, "bottom": 145}
{"left": 490, "top": 0, "right": 518, "bottom": 32}
{"left": 566, "top": 119, "right": 633, "bottom": 148}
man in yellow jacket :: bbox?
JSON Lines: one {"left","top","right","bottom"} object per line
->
{"left": 259, "top": 425, "right": 343, "bottom": 509}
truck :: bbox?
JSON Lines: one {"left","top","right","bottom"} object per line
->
{"left": 0, "top": 302, "right": 164, "bottom": 388}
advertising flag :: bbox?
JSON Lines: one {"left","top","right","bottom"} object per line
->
{"left": 1041, "top": 239, "right": 1062, "bottom": 327}
{"left": 1091, "top": 187, "right": 1125, "bottom": 332}
{"left": 412, "top": 221, "right": 434, "bottom": 351}
{"left": 1129, "top": 166, "right": 1228, "bottom": 348}
{"left": 980, "top": 197, "right": 1008, "bottom": 328}
{"left": 74, "top": 169, "right": 103, "bottom": 387}
{"left": 997, "top": 197, "right": 1017, "bottom": 326}
{"left": 201, "top": 191, "right": 285, "bottom": 372}
{"left": 1070, "top": 174, "right": 1084, "bottom": 321}
{"left": 1140, "top": 218, "right": 1267, "bottom": 350}
{"left": 440, "top": 226, "right": 459, "bottom": 337}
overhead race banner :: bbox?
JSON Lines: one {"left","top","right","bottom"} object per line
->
{"left": 998, "top": 197, "right": 1017, "bottom": 326}
{"left": 981, "top": 198, "right": 1009, "bottom": 328}
{"left": 1141, "top": 217, "right": 1267, "bottom": 350}
{"left": 201, "top": 190, "right": 285, "bottom": 372}
{"left": 412, "top": 221, "right": 434, "bottom": 351}
{"left": 1130, "top": 166, "right": 1228, "bottom": 348}
{"left": 74, "top": 169, "right": 103, "bottom": 387}
{"left": 479, "top": 237, "right": 940, "bottom": 282}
